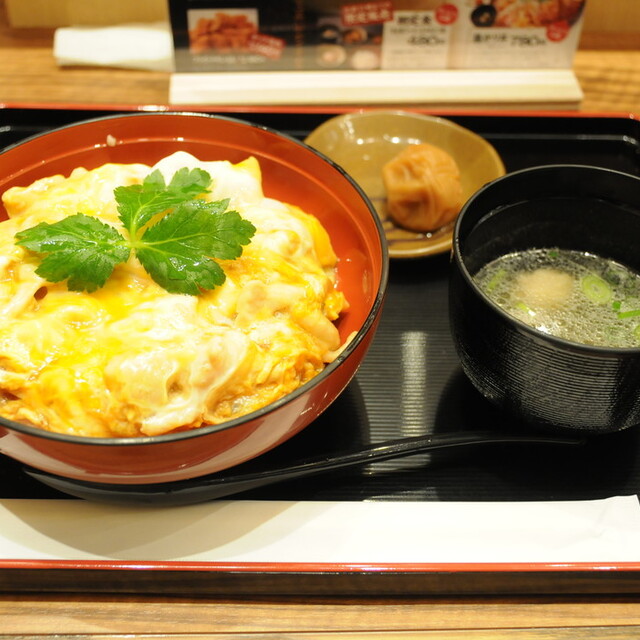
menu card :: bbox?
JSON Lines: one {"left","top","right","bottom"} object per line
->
{"left": 169, "top": 0, "right": 587, "bottom": 73}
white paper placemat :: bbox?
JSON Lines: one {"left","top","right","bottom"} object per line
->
{"left": 1, "top": 496, "right": 639, "bottom": 564}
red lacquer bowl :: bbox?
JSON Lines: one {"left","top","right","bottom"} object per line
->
{"left": 0, "top": 112, "right": 388, "bottom": 485}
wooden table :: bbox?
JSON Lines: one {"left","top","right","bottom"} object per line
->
{"left": 1, "top": 2, "right": 639, "bottom": 114}
{"left": 2, "top": 2, "right": 640, "bottom": 636}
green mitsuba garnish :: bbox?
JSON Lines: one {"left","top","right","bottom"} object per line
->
{"left": 15, "top": 167, "right": 256, "bottom": 295}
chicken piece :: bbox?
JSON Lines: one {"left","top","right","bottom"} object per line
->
{"left": 514, "top": 268, "right": 574, "bottom": 311}
{"left": 382, "top": 143, "right": 463, "bottom": 233}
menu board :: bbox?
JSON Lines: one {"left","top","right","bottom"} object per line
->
{"left": 169, "top": 0, "right": 587, "bottom": 73}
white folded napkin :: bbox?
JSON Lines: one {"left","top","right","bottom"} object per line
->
{"left": 53, "top": 22, "right": 174, "bottom": 72}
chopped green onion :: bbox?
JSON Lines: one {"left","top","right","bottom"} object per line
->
{"left": 618, "top": 309, "right": 640, "bottom": 319}
{"left": 612, "top": 300, "right": 622, "bottom": 311}
{"left": 581, "top": 274, "right": 611, "bottom": 304}
{"left": 514, "top": 301, "right": 534, "bottom": 316}
{"left": 486, "top": 268, "right": 507, "bottom": 292}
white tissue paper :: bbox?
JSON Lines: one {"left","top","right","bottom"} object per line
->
{"left": 53, "top": 22, "right": 174, "bottom": 72}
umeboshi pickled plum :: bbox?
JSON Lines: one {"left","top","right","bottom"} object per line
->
{"left": 381, "top": 143, "right": 463, "bottom": 233}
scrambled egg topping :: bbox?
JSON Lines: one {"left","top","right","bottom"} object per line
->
{"left": 0, "top": 152, "right": 348, "bottom": 437}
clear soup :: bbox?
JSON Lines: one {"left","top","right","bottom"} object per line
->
{"left": 474, "top": 248, "right": 640, "bottom": 348}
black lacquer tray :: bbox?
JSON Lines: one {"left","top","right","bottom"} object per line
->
{"left": 1, "top": 107, "right": 640, "bottom": 596}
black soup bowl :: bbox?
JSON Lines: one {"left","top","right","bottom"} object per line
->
{"left": 449, "top": 164, "right": 640, "bottom": 434}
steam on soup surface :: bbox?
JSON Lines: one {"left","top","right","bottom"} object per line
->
{"left": 474, "top": 248, "right": 640, "bottom": 348}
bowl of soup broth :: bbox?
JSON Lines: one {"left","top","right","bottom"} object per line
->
{"left": 449, "top": 164, "right": 640, "bottom": 434}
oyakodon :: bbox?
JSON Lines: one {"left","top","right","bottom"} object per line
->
{"left": 0, "top": 151, "right": 350, "bottom": 438}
